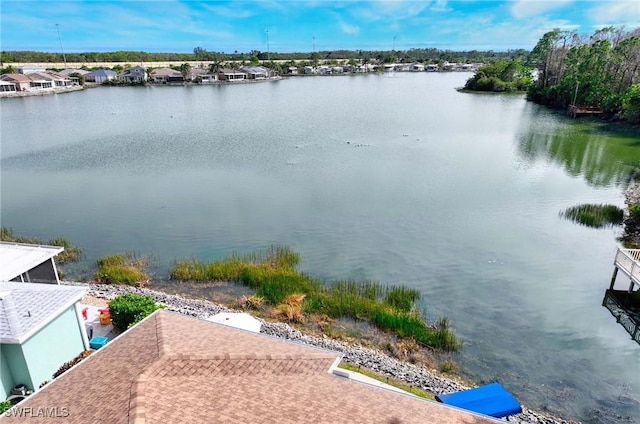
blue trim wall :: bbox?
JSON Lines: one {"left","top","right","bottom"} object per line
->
{"left": 21, "top": 306, "right": 85, "bottom": 391}
{"left": 0, "top": 344, "right": 31, "bottom": 399}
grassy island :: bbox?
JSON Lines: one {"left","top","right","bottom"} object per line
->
{"left": 170, "top": 246, "right": 459, "bottom": 351}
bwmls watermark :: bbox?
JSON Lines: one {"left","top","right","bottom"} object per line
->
{"left": 4, "top": 407, "right": 69, "bottom": 418}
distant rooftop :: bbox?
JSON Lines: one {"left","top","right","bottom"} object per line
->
{"left": 0, "top": 282, "right": 86, "bottom": 343}
{"left": 0, "top": 241, "right": 63, "bottom": 282}
{"left": 3, "top": 310, "right": 499, "bottom": 423}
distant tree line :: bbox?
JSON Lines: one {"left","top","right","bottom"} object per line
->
{"left": 527, "top": 26, "right": 640, "bottom": 123}
{"left": 464, "top": 59, "right": 533, "bottom": 92}
{"left": 463, "top": 26, "right": 640, "bottom": 124}
{"left": 0, "top": 46, "right": 525, "bottom": 66}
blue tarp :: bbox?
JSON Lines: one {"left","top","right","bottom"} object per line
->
{"left": 435, "top": 382, "right": 522, "bottom": 418}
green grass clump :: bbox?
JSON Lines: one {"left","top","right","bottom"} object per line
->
{"left": 560, "top": 204, "right": 624, "bottom": 228}
{"left": 0, "top": 227, "right": 82, "bottom": 264}
{"left": 95, "top": 252, "right": 149, "bottom": 286}
{"left": 337, "top": 362, "right": 435, "bottom": 400}
{"left": 170, "top": 246, "right": 459, "bottom": 351}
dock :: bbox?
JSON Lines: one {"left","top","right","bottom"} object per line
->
{"left": 567, "top": 104, "right": 604, "bottom": 118}
{"left": 603, "top": 248, "right": 640, "bottom": 344}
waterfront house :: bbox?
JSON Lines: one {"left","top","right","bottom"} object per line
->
{"left": 218, "top": 68, "right": 246, "bottom": 81}
{"left": 118, "top": 65, "right": 147, "bottom": 83}
{"left": 0, "top": 241, "right": 65, "bottom": 285}
{"left": 85, "top": 69, "right": 117, "bottom": 84}
{"left": 284, "top": 66, "right": 298, "bottom": 75}
{"left": 0, "top": 282, "right": 89, "bottom": 401}
{"left": 59, "top": 69, "right": 90, "bottom": 76}
{"left": 1, "top": 309, "right": 501, "bottom": 423}
{"left": 149, "top": 68, "right": 183, "bottom": 84}
{"left": 17, "top": 65, "right": 46, "bottom": 75}
{"left": 426, "top": 64, "right": 439, "bottom": 72}
{"left": 316, "top": 65, "right": 332, "bottom": 75}
{"left": 0, "top": 80, "right": 17, "bottom": 93}
{"left": 239, "top": 65, "right": 270, "bottom": 79}
{"left": 28, "top": 72, "right": 72, "bottom": 87}
{"left": 0, "top": 74, "right": 32, "bottom": 91}
{"left": 303, "top": 66, "right": 315, "bottom": 75}
{"left": 410, "top": 63, "right": 425, "bottom": 72}
{"left": 187, "top": 67, "right": 207, "bottom": 81}
{"left": 200, "top": 72, "right": 218, "bottom": 83}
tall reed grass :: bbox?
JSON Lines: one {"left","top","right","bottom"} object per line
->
{"left": 170, "top": 246, "right": 459, "bottom": 350}
{"left": 0, "top": 226, "right": 82, "bottom": 264}
{"left": 95, "top": 252, "right": 150, "bottom": 286}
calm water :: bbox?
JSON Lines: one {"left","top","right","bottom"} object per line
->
{"left": 2, "top": 73, "right": 639, "bottom": 423}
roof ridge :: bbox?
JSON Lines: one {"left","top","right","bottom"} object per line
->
{"left": 2, "top": 293, "right": 20, "bottom": 339}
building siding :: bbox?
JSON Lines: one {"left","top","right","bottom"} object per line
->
{"left": 21, "top": 306, "right": 85, "bottom": 391}
{"left": 1, "top": 344, "right": 31, "bottom": 395}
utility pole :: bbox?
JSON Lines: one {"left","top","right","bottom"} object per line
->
{"left": 393, "top": 36, "right": 396, "bottom": 51}
{"left": 266, "top": 29, "right": 270, "bottom": 61}
{"left": 312, "top": 36, "right": 316, "bottom": 53}
{"left": 55, "top": 23, "right": 67, "bottom": 66}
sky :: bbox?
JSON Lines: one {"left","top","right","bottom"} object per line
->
{"left": 1, "top": 0, "right": 639, "bottom": 53}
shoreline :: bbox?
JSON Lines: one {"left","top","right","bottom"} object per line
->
{"left": 74, "top": 281, "right": 578, "bottom": 424}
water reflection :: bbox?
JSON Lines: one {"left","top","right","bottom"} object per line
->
{"left": 517, "top": 107, "right": 640, "bottom": 187}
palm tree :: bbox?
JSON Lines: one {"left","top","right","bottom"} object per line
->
{"left": 179, "top": 63, "right": 191, "bottom": 79}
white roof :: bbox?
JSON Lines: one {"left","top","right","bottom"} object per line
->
{"left": 0, "top": 282, "right": 86, "bottom": 343}
{"left": 206, "top": 312, "right": 262, "bottom": 333}
{"left": 0, "top": 241, "right": 64, "bottom": 281}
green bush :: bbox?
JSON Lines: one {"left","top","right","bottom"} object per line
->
{"left": 0, "top": 400, "right": 12, "bottom": 414}
{"left": 622, "top": 84, "right": 640, "bottom": 124}
{"left": 109, "top": 293, "right": 164, "bottom": 330}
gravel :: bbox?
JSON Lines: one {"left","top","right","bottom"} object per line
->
{"left": 69, "top": 282, "right": 578, "bottom": 424}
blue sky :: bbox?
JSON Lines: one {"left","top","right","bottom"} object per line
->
{"left": 1, "top": 1, "right": 638, "bottom": 53}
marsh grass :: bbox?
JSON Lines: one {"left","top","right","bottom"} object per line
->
{"left": 95, "top": 252, "right": 150, "bottom": 286}
{"left": 0, "top": 227, "right": 82, "bottom": 264}
{"left": 560, "top": 204, "right": 624, "bottom": 228}
{"left": 170, "top": 246, "right": 459, "bottom": 350}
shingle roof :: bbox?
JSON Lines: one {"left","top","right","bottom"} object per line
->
{"left": 2, "top": 310, "right": 498, "bottom": 423}
{"left": 0, "top": 242, "right": 63, "bottom": 281}
{"left": 86, "top": 69, "right": 117, "bottom": 77}
{"left": 0, "top": 282, "right": 86, "bottom": 343}
{"left": 0, "top": 73, "right": 33, "bottom": 83}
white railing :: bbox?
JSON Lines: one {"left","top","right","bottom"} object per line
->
{"left": 615, "top": 248, "right": 640, "bottom": 287}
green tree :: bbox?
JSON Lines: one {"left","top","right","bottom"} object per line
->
{"left": 464, "top": 59, "right": 532, "bottom": 92}
{"left": 179, "top": 62, "right": 191, "bottom": 79}
{"left": 622, "top": 84, "right": 640, "bottom": 124}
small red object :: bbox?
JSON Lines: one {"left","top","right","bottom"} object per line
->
{"left": 82, "top": 307, "right": 88, "bottom": 320}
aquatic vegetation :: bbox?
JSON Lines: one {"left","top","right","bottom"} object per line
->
{"left": 170, "top": 246, "right": 459, "bottom": 350}
{"left": 560, "top": 204, "right": 624, "bottom": 228}
{"left": 95, "top": 252, "right": 150, "bottom": 286}
{"left": 0, "top": 226, "right": 82, "bottom": 264}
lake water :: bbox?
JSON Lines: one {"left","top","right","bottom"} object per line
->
{"left": 2, "top": 73, "right": 639, "bottom": 423}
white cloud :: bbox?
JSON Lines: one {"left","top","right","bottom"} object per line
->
{"left": 341, "top": 22, "right": 361, "bottom": 35}
{"left": 510, "top": 0, "right": 574, "bottom": 19}
{"left": 587, "top": 1, "right": 639, "bottom": 25}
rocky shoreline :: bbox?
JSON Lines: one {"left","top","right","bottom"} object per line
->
{"left": 623, "top": 177, "right": 640, "bottom": 246}
{"left": 77, "top": 282, "right": 576, "bottom": 424}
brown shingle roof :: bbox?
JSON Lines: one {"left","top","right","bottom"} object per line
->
{"left": 0, "top": 73, "right": 32, "bottom": 83}
{"left": 1, "top": 311, "right": 498, "bottom": 423}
